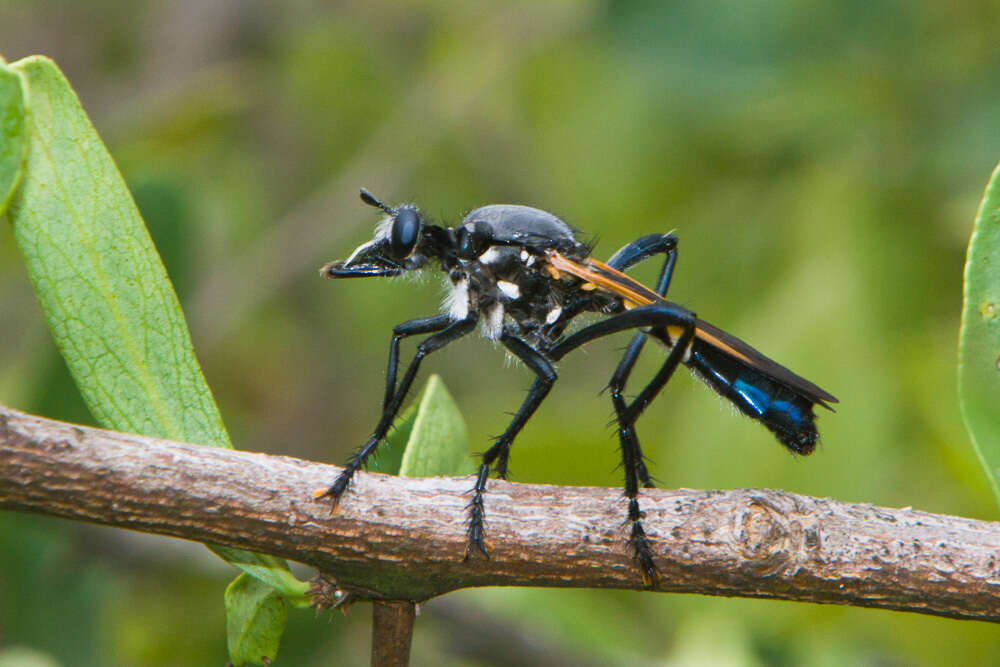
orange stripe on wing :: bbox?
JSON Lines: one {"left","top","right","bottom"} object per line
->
{"left": 545, "top": 251, "right": 756, "bottom": 366}
{"left": 546, "top": 252, "right": 659, "bottom": 306}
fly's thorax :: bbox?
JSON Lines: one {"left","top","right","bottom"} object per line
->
{"left": 438, "top": 240, "right": 581, "bottom": 341}
{"left": 460, "top": 205, "right": 577, "bottom": 245}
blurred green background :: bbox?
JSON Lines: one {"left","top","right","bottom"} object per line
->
{"left": 2, "top": 1, "right": 999, "bottom": 665}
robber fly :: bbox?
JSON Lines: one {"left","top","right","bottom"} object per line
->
{"left": 317, "top": 188, "right": 837, "bottom": 587}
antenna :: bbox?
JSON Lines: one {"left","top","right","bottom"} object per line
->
{"left": 359, "top": 188, "right": 396, "bottom": 216}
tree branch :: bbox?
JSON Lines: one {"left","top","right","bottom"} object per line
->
{"left": 371, "top": 601, "right": 415, "bottom": 667}
{"left": 2, "top": 402, "right": 999, "bottom": 621}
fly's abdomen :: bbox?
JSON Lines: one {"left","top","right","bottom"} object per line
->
{"left": 686, "top": 341, "right": 819, "bottom": 454}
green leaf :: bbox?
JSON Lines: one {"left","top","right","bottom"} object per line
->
{"left": 959, "top": 160, "right": 1000, "bottom": 509}
{"left": 212, "top": 547, "right": 310, "bottom": 605}
{"left": 8, "top": 55, "right": 229, "bottom": 448}
{"left": 399, "top": 374, "right": 473, "bottom": 477}
{"left": 0, "top": 646, "right": 62, "bottom": 667}
{"left": 0, "top": 59, "right": 28, "bottom": 218}
{"left": 5, "top": 54, "right": 306, "bottom": 646}
{"left": 225, "top": 574, "right": 287, "bottom": 667}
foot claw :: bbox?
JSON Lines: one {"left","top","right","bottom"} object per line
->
{"left": 315, "top": 488, "right": 343, "bottom": 515}
{"left": 315, "top": 474, "right": 351, "bottom": 513}
{"left": 464, "top": 537, "right": 490, "bottom": 561}
{"left": 630, "top": 520, "right": 659, "bottom": 589}
{"left": 640, "top": 566, "right": 658, "bottom": 589}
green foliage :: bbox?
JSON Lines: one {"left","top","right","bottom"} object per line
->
{"left": 6, "top": 56, "right": 229, "bottom": 448}
{"left": 210, "top": 546, "right": 309, "bottom": 605}
{"left": 399, "top": 374, "right": 473, "bottom": 477}
{"left": 225, "top": 574, "right": 287, "bottom": 667}
{"left": 2, "top": 55, "right": 305, "bottom": 664}
{"left": 0, "top": 646, "right": 62, "bottom": 667}
{"left": 368, "top": 375, "right": 472, "bottom": 477}
{"left": 959, "top": 161, "right": 1000, "bottom": 507}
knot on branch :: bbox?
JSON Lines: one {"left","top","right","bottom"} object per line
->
{"left": 734, "top": 494, "right": 821, "bottom": 576}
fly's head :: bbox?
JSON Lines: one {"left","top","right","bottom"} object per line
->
{"left": 321, "top": 189, "right": 439, "bottom": 279}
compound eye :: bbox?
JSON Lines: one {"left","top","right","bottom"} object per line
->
{"left": 390, "top": 208, "right": 421, "bottom": 259}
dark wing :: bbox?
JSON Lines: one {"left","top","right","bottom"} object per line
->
{"left": 546, "top": 251, "right": 839, "bottom": 409}
{"left": 691, "top": 317, "right": 838, "bottom": 409}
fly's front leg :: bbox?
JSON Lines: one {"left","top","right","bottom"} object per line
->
{"left": 317, "top": 313, "right": 476, "bottom": 508}
{"left": 466, "top": 333, "right": 557, "bottom": 559}
{"left": 382, "top": 314, "right": 452, "bottom": 410}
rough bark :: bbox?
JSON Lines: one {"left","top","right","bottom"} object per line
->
{"left": 2, "top": 403, "right": 999, "bottom": 621}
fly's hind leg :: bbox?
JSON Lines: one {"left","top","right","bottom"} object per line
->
{"left": 608, "top": 323, "right": 694, "bottom": 587}
{"left": 550, "top": 302, "right": 696, "bottom": 588}
{"left": 605, "top": 233, "right": 688, "bottom": 584}
{"left": 605, "top": 233, "right": 678, "bottom": 486}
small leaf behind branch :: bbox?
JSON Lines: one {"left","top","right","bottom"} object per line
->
{"left": 959, "top": 160, "right": 1000, "bottom": 509}
{"left": 225, "top": 574, "right": 287, "bottom": 667}
{"left": 400, "top": 374, "right": 473, "bottom": 478}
